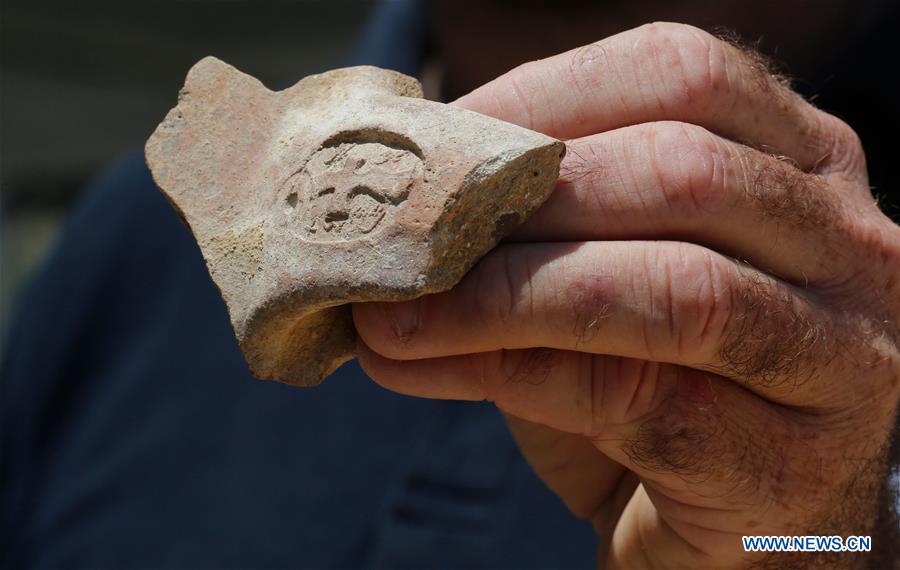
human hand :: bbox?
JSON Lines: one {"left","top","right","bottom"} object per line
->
{"left": 352, "top": 23, "right": 900, "bottom": 568}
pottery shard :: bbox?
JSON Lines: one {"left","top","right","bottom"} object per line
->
{"left": 145, "top": 56, "right": 564, "bottom": 387}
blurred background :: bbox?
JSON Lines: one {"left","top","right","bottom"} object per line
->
{"left": 0, "top": 0, "right": 373, "bottom": 339}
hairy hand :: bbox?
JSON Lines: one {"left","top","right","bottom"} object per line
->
{"left": 352, "top": 23, "right": 900, "bottom": 568}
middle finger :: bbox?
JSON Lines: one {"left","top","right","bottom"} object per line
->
{"left": 511, "top": 121, "right": 851, "bottom": 285}
{"left": 353, "top": 240, "right": 844, "bottom": 406}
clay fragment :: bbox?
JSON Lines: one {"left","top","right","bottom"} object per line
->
{"left": 145, "top": 57, "right": 564, "bottom": 387}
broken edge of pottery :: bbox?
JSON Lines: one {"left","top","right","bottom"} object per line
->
{"left": 145, "top": 56, "right": 564, "bottom": 387}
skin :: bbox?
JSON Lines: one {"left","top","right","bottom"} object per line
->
{"left": 352, "top": 21, "right": 900, "bottom": 569}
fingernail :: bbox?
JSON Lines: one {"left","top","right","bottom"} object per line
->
{"left": 388, "top": 298, "right": 422, "bottom": 342}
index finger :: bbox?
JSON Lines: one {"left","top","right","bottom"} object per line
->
{"left": 454, "top": 22, "right": 862, "bottom": 177}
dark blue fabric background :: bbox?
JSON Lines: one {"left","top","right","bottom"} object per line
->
{"left": 0, "top": 1, "right": 596, "bottom": 568}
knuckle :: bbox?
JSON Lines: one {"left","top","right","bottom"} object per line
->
{"left": 645, "top": 122, "right": 727, "bottom": 214}
{"left": 625, "top": 373, "right": 727, "bottom": 478}
{"left": 828, "top": 214, "right": 899, "bottom": 284}
{"left": 745, "top": 155, "right": 839, "bottom": 232}
{"left": 886, "top": 224, "right": 900, "bottom": 269}
{"left": 636, "top": 22, "right": 731, "bottom": 113}
{"left": 469, "top": 247, "right": 530, "bottom": 334}
{"left": 653, "top": 244, "right": 734, "bottom": 356}
{"left": 819, "top": 114, "right": 867, "bottom": 177}
{"left": 559, "top": 138, "right": 603, "bottom": 187}
{"left": 483, "top": 348, "right": 567, "bottom": 408}
{"left": 628, "top": 413, "right": 713, "bottom": 476}
{"left": 568, "top": 40, "right": 609, "bottom": 95}
{"left": 499, "top": 347, "right": 563, "bottom": 387}
{"left": 852, "top": 218, "right": 900, "bottom": 277}
{"left": 562, "top": 267, "right": 615, "bottom": 349}
{"left": 721, "top": 273, "right": 827, "bottom": 388}
{"left": 504, "top": 64, "right": 539, "bottom": 128}
{"left": 626, "top": 371, "right": 796, "bottom": 503}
